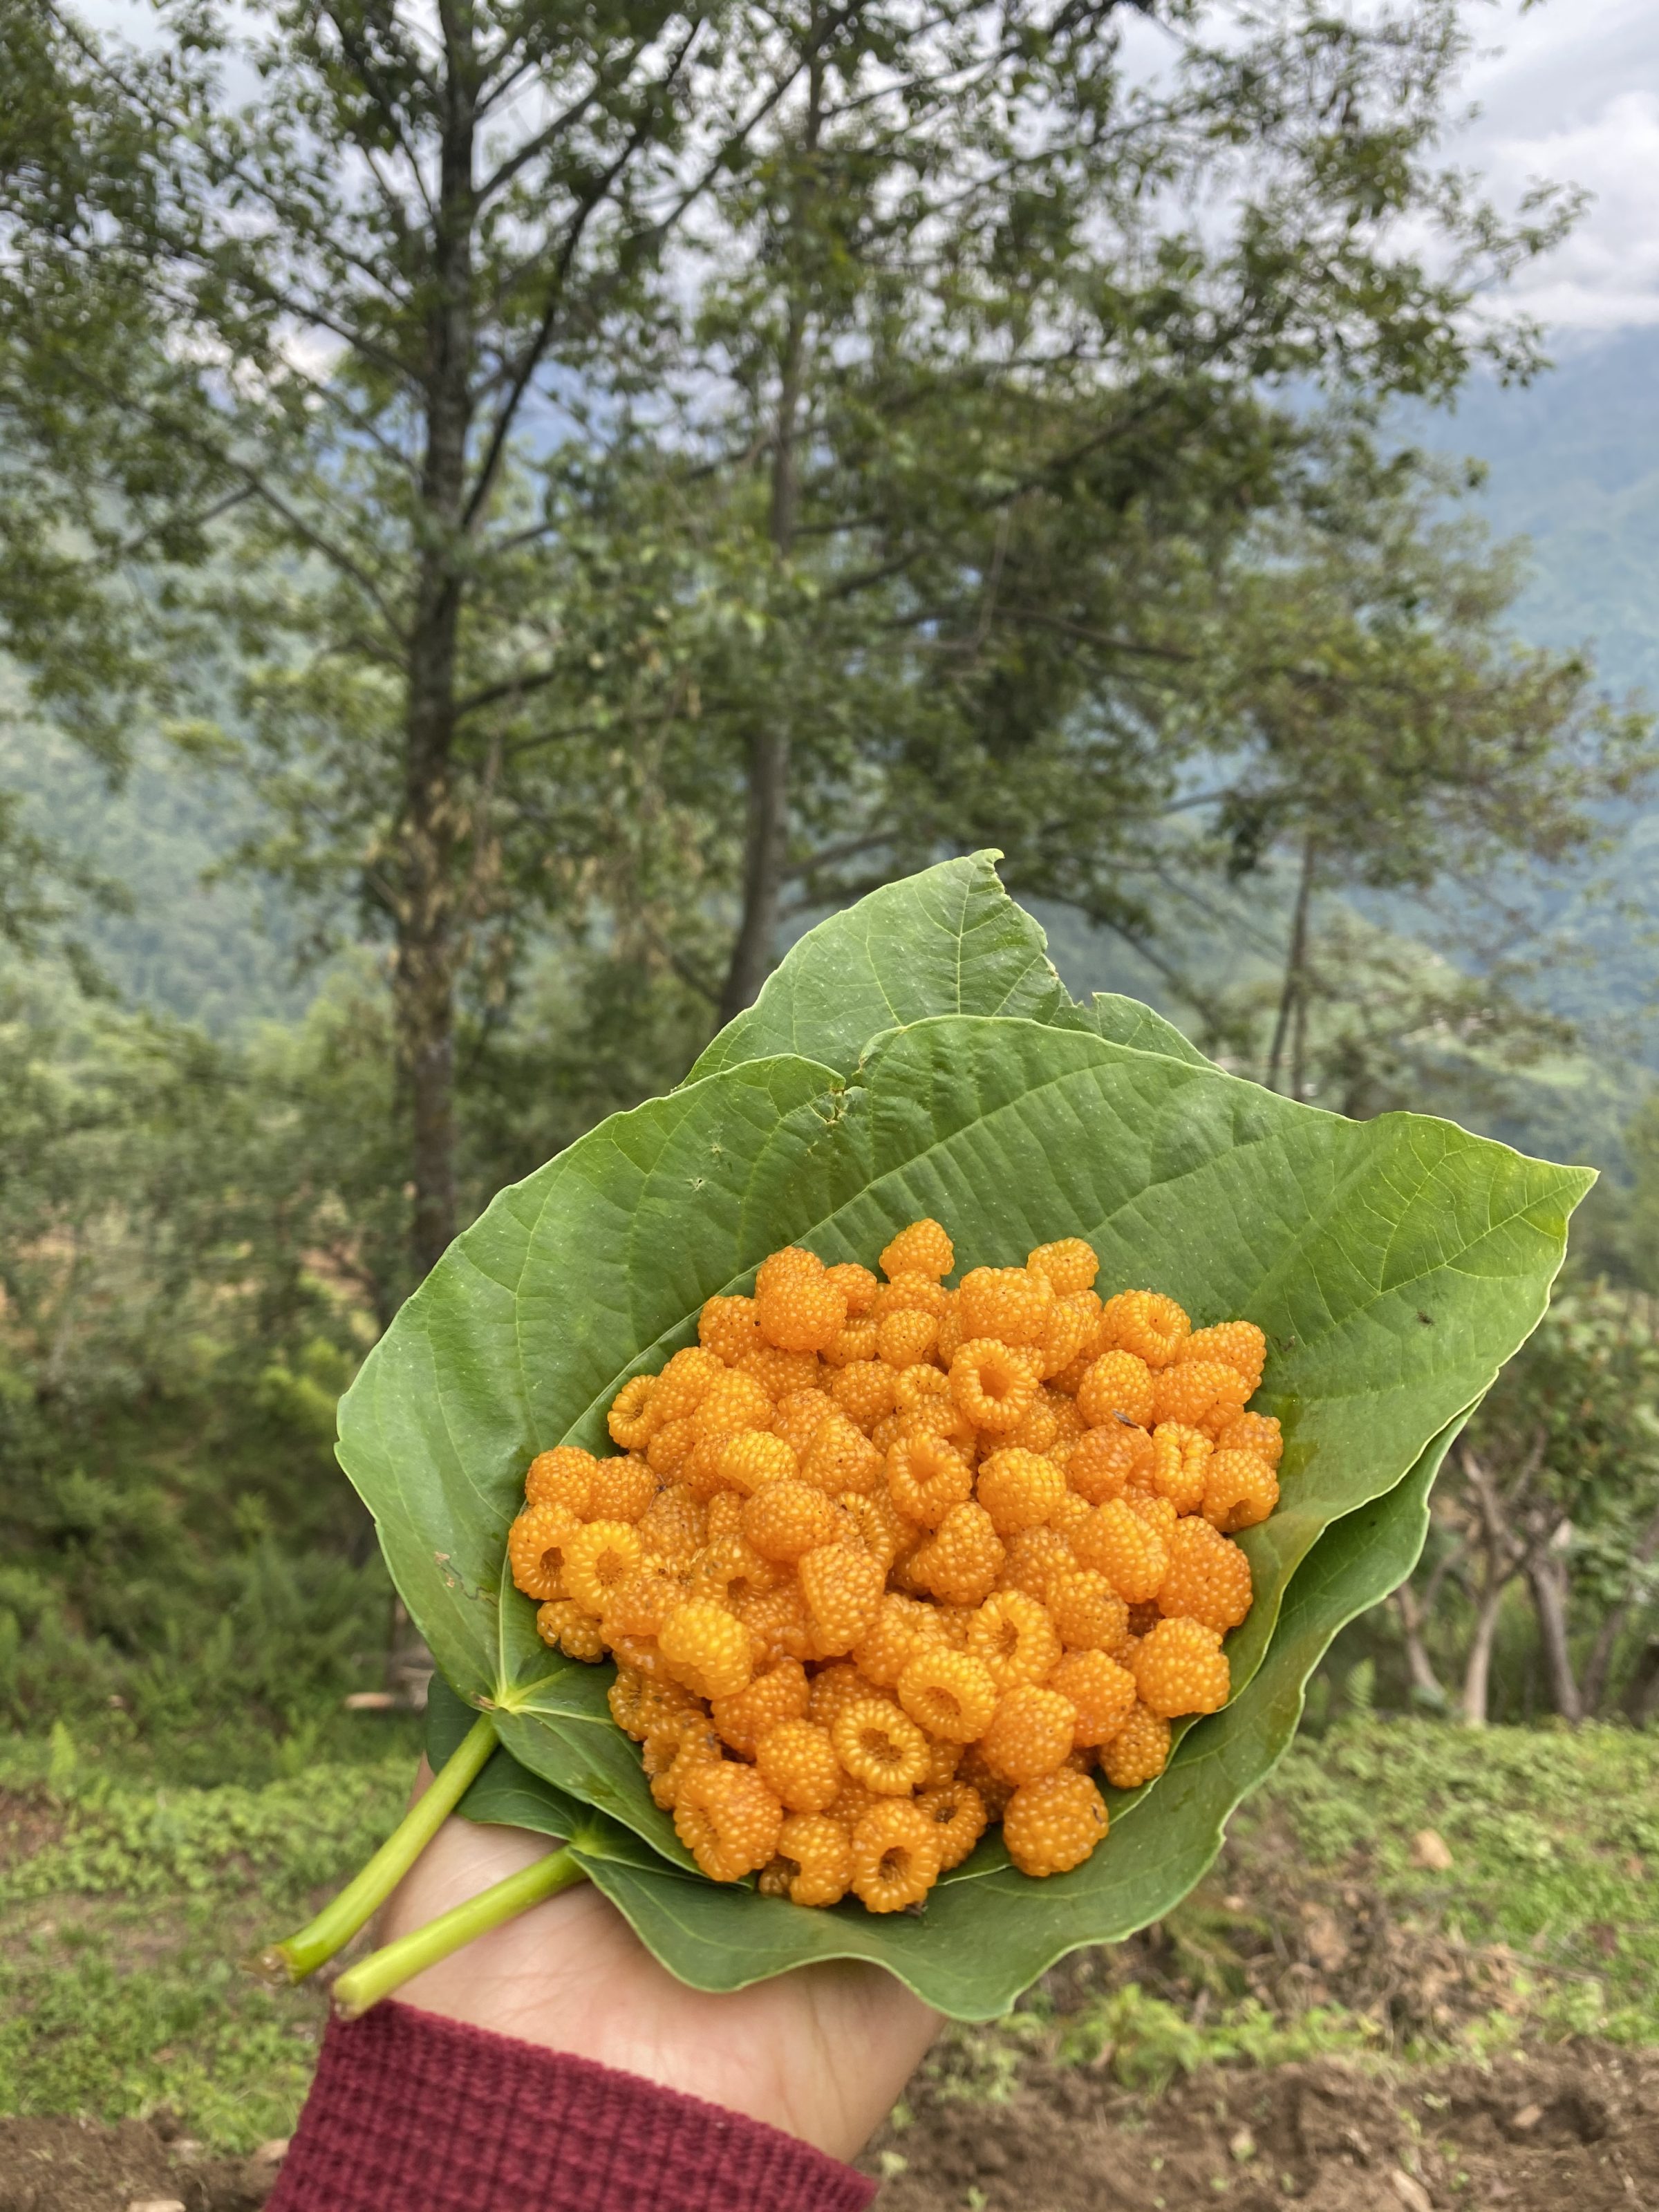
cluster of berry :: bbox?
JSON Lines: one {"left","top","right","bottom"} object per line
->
{"left": 507, "top": 1221, "right": 1282, "bottom": 1913}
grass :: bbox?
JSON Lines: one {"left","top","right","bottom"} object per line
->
{"left": 1, "top": 1714, "right": 1656, "bottom": 2152}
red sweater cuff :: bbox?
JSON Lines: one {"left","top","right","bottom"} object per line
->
{"left": 265, "top": 2000, "right": 877, "bottom": 2211}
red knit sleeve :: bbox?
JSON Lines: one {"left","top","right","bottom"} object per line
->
{"left": 263, "top": 2000, "right": 878, "bottom": 2212}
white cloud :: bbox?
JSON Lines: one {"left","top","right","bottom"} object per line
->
{"left": 1454, "top": 0, "right": 1659, "bottom": 330}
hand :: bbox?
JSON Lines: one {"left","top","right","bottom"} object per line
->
{"left": 373, "top": 1760, "right": 939, "bottom": 2162}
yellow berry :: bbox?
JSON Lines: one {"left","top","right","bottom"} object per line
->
{"left": 877, "top": 1307, "right": 940, "bottom": 1367}
{"left": 607, "top": 1374, "right": 657, "bottom": 1450}
{"left": 601, "top": 1568, "right": 682, "bottom": 1640}
{"left": 525, "top": 1445, "right": 599, "bottom": 1515}
{"left": 830, "top": 1359, "right": 898, "bottom": 1432}
{"left": 823, "top": 1318, "right": 880, "bottom": 1369}
{"left": 710, "top": 1656, "right": 809, "bottom": 1755}
{"left": 771, "top": 1388, "right": 836, "bottom": 1458}
{"left": 908, "top": 1501, "right": 1006, "bottom": 1606}
{"left": 918, "top": 1780, "right": 988, "bottom": 1871}
{"left": 588, "top": 1455, "right": 658, "bottom": 1523}
{"left": 1073, "top": 1497, "right": 1170, "bottom": 1604}
{"left": 1159, "top": 1516, "right": 1252, "bottom": 1631}
{"left": 997, "top": 1525, "right": 1078, "bottom": 1604}
{"left": 1002, "top": 1767, "right": 1107, "bottom": 1876}
{"left": 673, "top": 1761, "right": 784, "bottom": 1882}
{"left": 774, "top": 1812, "right": 854, "bottom": 1906}
{"left": 755, "top": 1247, "right": 847, "bottom": 1353}
{"left": 1049, "top": 1648, "right": 1138, "bottom": 1745}
{"left": 825, "top": 1262, "right": 881, "bottom": 1316}
{"left": 1046, "top": 1567, "right": 1130, "bottom": 1655}
{"left": 852, "top": 1592, "right": 938, "bottom": 1688}
{"left": 1100, "top": 1703, "right": 1172, "bottom": 1788}
{"left": 1179, "top": 1320, "right": 1266, "bottom": 1394}
{"left": 808, "top": 1661, "right": 884, "bottom": 1728}
{"left": 950, "top": 1338, "right": 1041, "bottom": 1434}
{"left": 700, "top": 1293, "right": 764, "bottom": 1363}
{"left": 1098, "top": 1290, "right": 1191, "bottom": 1370}
{"left": 562, "top": 1520, "right": 645, "bottom": 1616}
{"left": 840, "top": 1487, "right": 915, "bottom": 1577}
{"left": 534, "top": 1598, "right": 606, "bottom": 1661}
{"left": 799, "top": 1409, "right": 884, "bottom": 1495}
{"left": 896, "top": 1644, "right": 999, "bottom": 1743}
{"left": 849, "top": 1799, "right": 944, "bottom": 1911}
{"left": 879, "top": 1218, "right": 954, "bottom": 1281}
{"left": 692, "top": 1369, "right": 776, "bottom": 1441}
{"left": 742, "top": 1478, "right": 847, "bottom": 1563}
{"left": 1027, "top": 1239, "right": 1100, "bottom": 1295}
{"left": 1213, "top": 1410, "right": 1282, "bottom": 1470}
{"left": 1076, "top": 1350, "right": 1155, "bottom": 1430}
{"left": 832, "top": 1695, "right": 931, "bottom": 1795}
{"left": 1149, "top": 1421, "right": 1214, "bottom": 1514}
{"left": 652, "top": 1346, "right": 727, "bottom": 1425}
{"left": 756, "top": 1718, "right": 843, "bottom": 1813}
{"left": 975, "top": 1446, "right": 1066, "bottom": 1536}
{"left": 1203, "top": 1448, "right": 1280, "bottom": 1532}
{"left": 798, "top": 1541, "right": 884, "bottom": 1655}
{"left": 718, "top": 1429, "right": 799, "bottom": 1495}
{"left": 980, "top": 1683, "right": 1078, "bottom": 1785}
{"left": 887, "top": 1432, "right": 974, "bottom": 1527}
{"left": 738, "top": 1344, "right": 823, "bottom": 1402}
{"left": 646, "top": 1414, "right": 698, "bottom": 1479}
{"left": 658, "top": 1598, "right": 754, "bottom": 1699}
{"left": 507, "top": 1503, "right": 577, "bottom": 1600}
{"left": 1133, "top": 1616, "right": 1230, "bottom": 1717}
{"left": 688, "top": 1532, "right": 777, "bottom": 1610}
{"left": 966, "top": 1590, "right": 1062, "bottom": 1691}
{"left": 1150, "top": 1358, "right": 1250, "bottom": 1432}
{"left": 956, "top": 1265, "right": 1052, "bottom": 1347}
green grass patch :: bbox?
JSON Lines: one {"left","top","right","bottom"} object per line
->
{"left": 1, "top": 1715, "right": 1655, "bottom": 2151}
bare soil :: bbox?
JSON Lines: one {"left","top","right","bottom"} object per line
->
{"left": 862, "top": 2040, "right": 1659, "bottom": 2211}
{"left": 2, "top": 2043, "right": 1654, "bottom": 2210}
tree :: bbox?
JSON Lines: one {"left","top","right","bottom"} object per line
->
{"left": 1393, "top": 1284, "right": 1659, "bottom": 1724}
{"left": 0, "top": 0, "right": 1601, "bottom": 1267}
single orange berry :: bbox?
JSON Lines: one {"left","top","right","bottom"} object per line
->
{"left": 997, "top": 1525, "right": 1077, "bottom": 1604}
{"left": 1150, "top": 1421, "right": 1214, "bottom": 1514}
{"left": 1178, "top": 1320, "right": 1266, "bottom": 1394}
{"left": 877, "top": 1308, "right": 940, "bottom": 1367}
{"left": 1159, "top": 1515, "right": 1253, "bottom": 1631}
{"left": 832, "top": 1695, "right": 931, "bottom": 1796}
{"left": 823, "top": 1318, "right": 881, "bottom": 1369}
{"left": 1133, "top": 1616, "right": 1230, "bottom": 1718}
{"left": 799, "top": 1409, "right": 884, "bottom": 1496}
{"left": 919, "top": 1780, "right": 988, "bottom": 1871}
{"left": 525, "top": 1445, "right": 599, "bottom": 1515}
{"left": 1212, "top": 1410, "right": 1282, "bottom": 1470}
{"left": 830, "top": 1359, "right": 898, "bottom": 1433}
{"left": 700, "top": 1293, "right": 764, "bottom": 1364}
{"left": 1049, "top": 1648, "right": 1138, "bottom": 1746}
{"left": 756, "top": 1718, "right": 843, "bottom": 1814}
{"left": 771, "top": 1388, "right": 836, "bottom": 1459}
{"left": 1203, "top": 1448, "right": 1280, "bottom": 1532}
{"left": 507, "top": 1503, "right": 577, "bottom": 1600}
{"left": 607, "top": 1374, "right": 657, "bottom": 1450}
{"left": 887, "top": 1432, "right": 974, "bottom": 1527}
{"left": 1097, "top": 1289, "right": 1191, "bottom": 1370}
{"left": 774, "top": 1812, "right": 854, "bottom": 1906}
{"left": 849, "top": 1799, "right": 944, "bottom": 1911}
{"left": 896, "top": 1644, "right": 1000, "bottom": 1743}
{"left": 1149, "top": 1358, "right": 1250, "bottom": 1432}
{"left": 956, "top": 1266, "right": 1053, "bottom": 1347}
{"left": 1076, "top": 1350, "right": 1155, "bottom": 1431}
{"left": 658, "top": 1598, "right": 754, "bottom": 1700}
{"left": 825, "top": 1262, "right": 881, "bottom": 1317}
{"left": 980, "top": 1682, "right": 1078, "bottom": 1784}
{"left": 1073, "top": 1497, "right": 1170, "bottom": 1604}
{"left": 742, "top": 1478, "right": 847, "bottom": 1563}
{"left": 1027, "top": 1239, "right": 1100, "bottom": 1296}
{"left": 738, "top": 1344, "right": 824, "bottom": 1403}
{"left": 1100, "top": 1702, "right": 1172, "bottom": 1788}
{"left": 534, "top": 1598, "right": 606, "bottom": 1662}
{"left": 878, "top": 1218, "right": 954, "bottom": 1282}
{"left": 966, "top": 1590, "right": 1062, "bottom": 1691}
{"left": 718, "top": 1429, "right": 799, "bottom": 1495}
{"left": 798, "top": 1541, "right": 885, "bottom": 1656}
{"left": 1046, "top": 1567, "right": 1130, "bottom": 1655}
{"left": 562, "top": 1520, "right": 645, "bottom": 1616}
{"left": 950, "top": 1338, "right": 1041, "bottom": 1434}
{"left": 755, "top": 1247, "right": 847, "bottom": 1353}
{"left": 674, "top": 1761, "right": 784, "bottom": 1882}
{"left": 976, "top": 1446, "right": 1066, "bottom": 1536}
{"left": 1002, "top": 1767, "right": 1108, "bottom": 1876}
{"left": 907, "top": 1501, "right": 1006, "bottom": 1606}
{"left": 588, "top": 1455, "right": 658, "bottom": 1523}
{"left": 710, "top": 1656, "right": 809, "bottom": 1756}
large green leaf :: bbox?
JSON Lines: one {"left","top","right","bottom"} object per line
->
{"left": 341, "top": 861, "right": 1590, "bottom": 2016}
{"left": 343, "top": 1015, "right": 1585, "bottom": 1862}
{"left": 429, "top": 1415, "right": 1456, "bottom": 2018}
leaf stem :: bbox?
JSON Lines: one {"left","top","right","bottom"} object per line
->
{"left": 252, "top": 1712, "right": 499, "bottom": 1985}
{"left": 330, "top": 1846, "right": 589, "bottom": 2019}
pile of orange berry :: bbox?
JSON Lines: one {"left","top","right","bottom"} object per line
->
{"left": 507, "top": 1221, "right": 1282, "bottom": 1913}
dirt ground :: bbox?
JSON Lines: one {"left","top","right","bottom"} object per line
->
{"left": 1, "top": 2043, "right": 1653, "bottom": 2211}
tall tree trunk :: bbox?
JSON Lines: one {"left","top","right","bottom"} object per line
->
{"left": 1524, "top": 1538, "right": 1583, "bottom": 1723}
{"left": 718, "top": 56, "right": 820, "bottom": 1026}
{"left": 1267, "top": 832, "right": 1315, "bottom": 1096}
{"left": 395, "top": 31, "right": 476, "bottom": 1278}
{"left": 1394, "top": 1582, "right": 1446, "bottom": 1705}
{"left": 1461, "top": 1572, "right": 1508, "bottom": 1726}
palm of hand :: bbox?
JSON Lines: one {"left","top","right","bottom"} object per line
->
{"left": 374, "top": 1769, "right": 939, "bottom": 2162}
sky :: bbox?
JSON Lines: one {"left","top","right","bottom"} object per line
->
{"left": 1453, "top": 0, "right": 1659, "bottom": 332}
{"left": 77, "top": 0, "right": 1659, "bottom": 338}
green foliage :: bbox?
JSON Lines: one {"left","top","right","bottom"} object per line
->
{"left": 338, "top": 860, "right": 1586, "bottom": 2013}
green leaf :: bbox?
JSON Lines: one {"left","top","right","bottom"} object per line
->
{"left": 340, "top": 862, "right": 1591, "bottom": 2018}
{"left": 686, "top": 851, "right": 1065, "bottom": 1082}
{"left": 427, "top": 1419, "right": 1456, "bottom": 2017}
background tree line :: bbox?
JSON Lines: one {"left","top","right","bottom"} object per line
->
{"left": 2, "top": 0, "right": 1658, "bottom": 1761}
